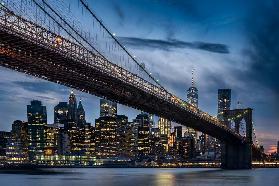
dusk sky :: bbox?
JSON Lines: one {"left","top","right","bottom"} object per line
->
{"left": 0, "top": 0, "right": 278, "bottom": 153}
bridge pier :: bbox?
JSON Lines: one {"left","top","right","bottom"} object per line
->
{"left": 221, "top": 108, "right": 253, "bottom": 169}
{"left": 221, "top": 142, "right": 252, "bottom": 169}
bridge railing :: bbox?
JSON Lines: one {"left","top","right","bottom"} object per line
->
{"left": 0, "top": 6, "right": 241, "bottom": 139}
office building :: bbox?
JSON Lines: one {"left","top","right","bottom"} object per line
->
{"left": 27, "top": 100, "right": 47, "bottom": 161}
{"left": 100, "top": 99, "right": 117, "bottom": 117}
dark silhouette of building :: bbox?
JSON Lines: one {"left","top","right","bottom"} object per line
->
{"left": 177, "top": 136, "right": 195, "bottom": 160}
{"left": 54, "top": 102, "right": 68, "bottom": 127}
{"left": 77, "top": 100, "right": 86, "bottom": 128}
{"left": 68, "top": 91, "right": 77, "bottom": 123}
{"left": 174, "top": 126, "right": 183, "bottom": 139}
{"left": 217, "top": 89, "right": 231, "bottom": 120}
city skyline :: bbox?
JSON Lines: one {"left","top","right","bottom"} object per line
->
{"left": 0, "top": 0, "right": 278, "bottom": 155}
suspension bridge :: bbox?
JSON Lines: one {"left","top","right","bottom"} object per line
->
{"left": 0, "top": 0, "right": 264, "bottom": 169}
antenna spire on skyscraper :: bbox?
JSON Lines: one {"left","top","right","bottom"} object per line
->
{"left": 191, "top": 68, "right": 195, "bottom": 87}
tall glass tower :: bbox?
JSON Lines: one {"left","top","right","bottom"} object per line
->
{"left": 77, "top": 99, "right": 86, "bottom": 128}
{"left": 68, "top": 91, "right": 77, "bottom": 122}
{"left": 187, "top": 69, "right": 198, "bottom": 107}
{"left": 217, "top": 89, "right": 231, "bottom": 120}
{"left": 27, "top": 100, "right": 47, "bottom": 160}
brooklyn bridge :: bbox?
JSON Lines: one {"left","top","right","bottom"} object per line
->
{"left": 0, "top": 0, "right": 264, "bottom": 169}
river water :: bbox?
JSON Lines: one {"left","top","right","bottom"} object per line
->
{"left": 0, "top": 168, "right": 278, "bottom": 186}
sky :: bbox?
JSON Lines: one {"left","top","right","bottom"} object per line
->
{"left": 0, "top": 0, "right": 279, "bottom": 153}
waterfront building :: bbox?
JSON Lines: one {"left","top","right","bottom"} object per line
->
{"left": 44, "top": 124, "right": 59, "bottom": 156}
{"left": 5, "top": 120, "right": 29, "bottom": 164}
{"left": 134, "top": 113, "right": 151, "bottom": 160}
{"left": 57, "top": 128, "right": 71, "bottom": 155}
{"left": 6, "top": 137, "right": 28, "bottom": 164}
{"left": 68, "top": 126, "right": 84, "bottom": 156}
{"left": 27, "top": 100, "right": 47, "bottom": 161}
{"left": 0, "top": 131, "right": 12, "bottom": 163}
{"left": 150, "top": 128, "right": 164, "bottom": 161}
{"left": 95, "top": 116, "right": 118, "bottom": 159}
{"left": 82, "top": 123, "right": 95, "bottom": 157}
{"left": 177, "top": 136, "right": 195, "bottom": 160}
{"left": 116, "top": 115, "right": 128, "bottom": 158}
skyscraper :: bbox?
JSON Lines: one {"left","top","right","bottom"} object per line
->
{"left": 187, "top": 69, "right": 198, "bottom": 107}
{"left": 186, "top": 69, "right": 198, "bottom": 140}
{"left": 54, "top": 102, "right": 68, "bottom": 127}
{"left": 95, "top": 116, "right": 118, "bottom": 159}
{"left": 158, "top": 117, "right": 171, "bottom": 137}
{"left": 174, "top": 126, "right": 183, "bottom": 139}
{"left": 100, "top": 99, "right": 117, "bottom": 117}
{"left": 9, "top": 120, "right": 28, "bottom": 164}
{"left": 77, "top": 99, "right": 86, "bottom": 128}
{"left": 134, "top": 113, "right": 151, "bottom": 160}
{"left": 277, "top": 141, "right": 279, "bottom": 154}
{"left": 68, "top": 91, "right": 77, "bottom": 122}
{"left": 27, "top": 100, "right": 47, "bottom": 160}
{"left": 217, "top": 89, "right": 231, "bottom": 120}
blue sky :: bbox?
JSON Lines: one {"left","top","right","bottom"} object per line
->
{"left": 0, "top": 0, "right": 279, "bottom": 153}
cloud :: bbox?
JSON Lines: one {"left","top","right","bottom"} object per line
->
{"left": 119, "top": 37, "right": 230, "bottom": 54}
{"left": 13, "top": 81, "right": 68, "bottom": 95}
{"left": 111, "top": 0, "right": 125, "bottom": 25}
{"left": 244, "top": 0, "right": 279, "bottom": 102}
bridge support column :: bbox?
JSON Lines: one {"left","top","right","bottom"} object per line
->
{"left": 221, "top": 142, "right": 252, "bottom": 169}
{"left": 221, "top": 108, "right": 253, "bottom": 169}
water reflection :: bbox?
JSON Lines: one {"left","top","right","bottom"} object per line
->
{"left": 0, "top": 168, "right": 278, "bottom": 186}
{"left": 155, "top": 171, "right": 175, "bottom": 186}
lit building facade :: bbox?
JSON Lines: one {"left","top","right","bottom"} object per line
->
{"left": 187, "top": 69, "right": 198, "bottom": 107}
{"left": 100, "top": 99, "right": 117, "bottom": 117}
{"left": 186, "top": 69, "right": 199, "bottom": 141}
{"left": 0, "top": 131, "right": 12, "bottom": 163}
{"left": 6, "top": 120, "right": 29, "bottom": 164}
{"left": 27, "top": 100, "right": 47, "bottom": 161}
{"left": 217, "top": 89, "right": 231, "bottom": 121}
{"left": 134, "top": 113, "right": 151, "bottom": 160}
{"left": 95, "top": 116, "right": 118, "bottom": 159}
{"left": 44, "top": 125, "right": 59, "bottom": 156}
{"left": 158, "top": 117, "right": 171, "bottom": 137}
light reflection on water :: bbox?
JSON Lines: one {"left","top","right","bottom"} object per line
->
{"left": 0, "top": 168, "right": 279, "bottom": 186}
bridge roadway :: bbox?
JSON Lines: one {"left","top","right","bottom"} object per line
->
{"left": 0, "top": 7, "right": 243, "bottom": 144}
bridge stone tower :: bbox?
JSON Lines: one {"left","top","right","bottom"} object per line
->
{"left": 221, "top": 108, "right": 253, "bottom": 169}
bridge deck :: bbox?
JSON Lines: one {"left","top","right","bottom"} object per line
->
{"left": 0, "top": 7, "right": 243, "bottom": 143}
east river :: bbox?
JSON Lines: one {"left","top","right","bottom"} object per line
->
{"left": 1, "top": 168, "right": 279, "bottom": 186}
